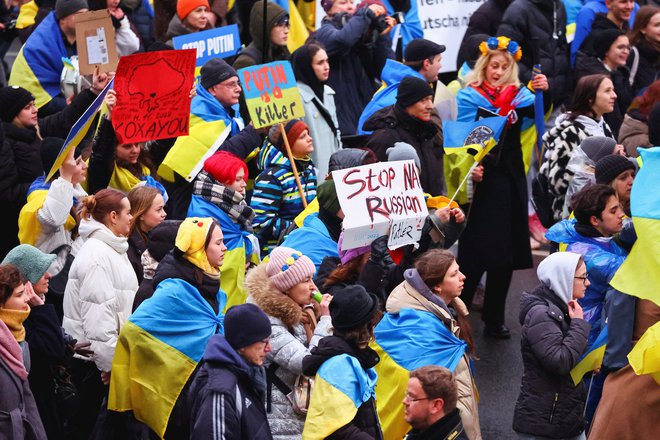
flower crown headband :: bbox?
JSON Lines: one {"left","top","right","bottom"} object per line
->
{"left": 479, "top": 36, "right": 522, "bottom": 62}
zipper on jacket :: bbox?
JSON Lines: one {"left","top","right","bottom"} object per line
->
{"left": 549, "top": 393, "right": 558, "bottom": 423}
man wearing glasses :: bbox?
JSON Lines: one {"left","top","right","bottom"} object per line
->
{"left": 403, "top": 366, "right": 468, "bottom": 440}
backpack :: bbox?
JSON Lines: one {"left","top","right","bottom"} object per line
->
{"left": 531, "top": 172, "right": 556, "bottom": 229}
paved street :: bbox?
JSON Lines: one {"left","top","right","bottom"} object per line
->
{"left": 469, "top": 252, "right": 547, "bottom": 440}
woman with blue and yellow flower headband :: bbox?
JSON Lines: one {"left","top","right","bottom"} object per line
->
{"left": 455, "top": 36, "right": 548, "bottom": 340}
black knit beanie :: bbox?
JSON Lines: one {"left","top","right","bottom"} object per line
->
{"left": 0, "top": 86, "right": 35, "bottom": 123}
{"left": 224, "top": 303, "right": 272, "bottom": 350}
{"left": 396, "top": 76, "right": 433, "bottom": 108}
{"left": 593, "top": 29, "right": 625, "bottom": 60}
{"left": 200, "top": 58, "right": 238, "bottom": 90}
{"left": 55, "top": 0, "right": 89, "bottom": 20}
{"left": 595, "top": 155, "right": 636, "bottom": 184}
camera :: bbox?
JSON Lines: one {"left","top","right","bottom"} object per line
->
{"left": 391, "top": 12, "right": 405, "bottom": 25}
{"left": 374, "top": 12, "right": 405, "bottom": 33}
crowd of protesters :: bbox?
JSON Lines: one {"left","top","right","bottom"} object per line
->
{"left": 1, "top": 0, "right": 659, "bottom": 439}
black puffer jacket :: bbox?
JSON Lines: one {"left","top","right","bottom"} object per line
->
{"left": 497, "top": 0, "right": 570, "bottom": 108}
{"left": 628, "top": 38, "right": 660, "bottom": 96}
{"left": 513, "top": 285, "right": 590, "bottom": 438}
{"left": 363, "top": 104, "right": 444, "bottom": 196}
{"left": 303, "top": 336, "right": 382, "bottom": 440}
{"left": 457, "top": 0, "right": 512, "bottom": 68}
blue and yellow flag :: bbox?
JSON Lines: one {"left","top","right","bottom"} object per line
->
{"left": 303, "top": 354, "right": 378, "bottom": 440}
{"left": 272, "top": 0, "right": 309, "bottom": 52}
{"left": 381, "top": 0, "right": 424, "bottom": 52}
{"left": 372, "top": 308, "right": 468, "bottom": 439}
{"left": 610, "top": 147, "right": 660, "bottom": 307}
{"left": 442, "top": 116, "right": 507, "bottom": 163}
{"left": 188, "top": 195, "right": 260, "bottom": 311}
{"left": 9, "top": 12, "right": 68, "bottom": 109}
{"left": 15, "top": 0, "right": 38, "bottom": 30}
{"left": 158, "top": 85, "right": 243, "bottom": 182}
{"left": 570, "top": 324, "right": 608, "bottom": 385}
{"left": 108, "top": 278, "right": 225, "bottom": 439}
{"left": 628, "top": 321, "right": 660, "bottom": 385}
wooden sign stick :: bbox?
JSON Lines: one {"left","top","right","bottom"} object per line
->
{"left": 279, "top": 122, "right": 308, "bottom": 208}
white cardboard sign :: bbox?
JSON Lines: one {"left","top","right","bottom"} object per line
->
{"left": 333, "top": 160, "right": 428, "bottom": 251}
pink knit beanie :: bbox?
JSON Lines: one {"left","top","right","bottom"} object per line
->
{"left": 266, "top": 247, "right": 316, "bottom": 292}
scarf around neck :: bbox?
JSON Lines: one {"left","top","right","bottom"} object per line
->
{"left": 0, "top": 320, "right": 28, "bottom": 380}
{"left": 0, "top": 307, "right": 30, "bottom": 342}
{"left": 193, "top": 171, "right": 255, "bottom": 232}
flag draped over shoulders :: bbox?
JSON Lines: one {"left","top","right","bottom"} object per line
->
{"left": 372, "top": 308, "right": 467, "bottom": 439}
{"left": 108, "top": 278, "right": 225, "bottom": 439}
{"left": 9, "top": 12, "right": 67, "bottom": 109}
{"left": 302, "top": 354, "right": 378, "bottom": 440}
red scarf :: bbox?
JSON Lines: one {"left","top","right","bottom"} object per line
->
{"left": 473, "top": 82, "right": 520, "bottom": 116}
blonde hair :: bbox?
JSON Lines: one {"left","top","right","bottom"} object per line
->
{"left": 466, "top": 49, "right": 521, "bottom": 89}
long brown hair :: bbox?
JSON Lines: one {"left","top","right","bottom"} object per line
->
{"left": 0, "top": 265, "right": 24, "bottom": 306}
{"left": 414, "top": 249, "right": 476, "bottom": 356}
{"left": 333, "top": 309, "right": 384, "bottom": 349}
{"left": 629, "top": 5, "right": 660, "bottom": 46}
{"left": 569, "top": 74, "right": 610, "bottom": 120}
{"left": 323, "top": 253, "right": 370, "bottom": 288}
{"left": 128, "top": 186, "right": 161, "bottom": 239}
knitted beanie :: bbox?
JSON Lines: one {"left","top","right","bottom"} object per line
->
{"left": 266, "top": 247, "right": 316, "bottom": 292}
{"left": 2, "top": 245, "right": 56, "bottom": 284}
{"left": 200, "top": 58, "right": 238, "bottom": 90}
{"left": 55, "top": 0, "right": 89, "bottom": 20}
{"left": 0, "top": 86, "right": 34, "bottom": 123}
{"left": 224, "top": 303, "right": 272, "bottom": 350}
{"left": 317, "top": 179, "right": 341, "bottom": 215}
{"left": 579, "top": 136, "right": 617, "bottom": 164}
{"left": 396, "top": 76, "right": 433, "bottom": 108}
{"left": 176, "top": 0, "right": 210, "bottom": 21}
{"left": 268, "top": 119, "right": 309, "bottom": 150}
{"left": 404, "top": 38, "right": 446, "bottom": 62}
{"left": 595, "top": 155, "right": 636, "bottom": 184}
{"left": 329, "top": 284, "right": 378, "bottom": 331}
{"left": 593, "top": 29, "right": 625, "bottom": 60}
{"left": 386, "top": 142, "right": 421, "bottom": 170}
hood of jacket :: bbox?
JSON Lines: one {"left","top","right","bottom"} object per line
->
{"left": 245, "top": 263, "right": 305, "bottom": 328}
{"left": 203, "top": 333, "right": 251, "bottom": 373}
{"left": 362, "top": 104, "right": 438, "bottom": 140}
{"left": 78, "top": 217, "right": 129, "bottom": 254}
{"left": 555, "top": 113, "right": 609, "bottom": 137}
{"left": 302, "top": 335, "right": 379, "bottom": 377}
{"left": 536, "top": 251, "right": 582, "bottom": 305}
{"left": 249, "top": 0, "right": 287, "bottom": 51}
{"left": 152, "top": 252, "right": 221, "bottom": 303}
{"left": 2, "top": 121, "right": 37, "bottom": 144}
{"left": 403, "top": 269, "right": 452, "bottom": 316}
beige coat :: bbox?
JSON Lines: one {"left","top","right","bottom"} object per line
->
{"left": 618, "top": 114, "right": 651, "bottom": 157}
{"left": 386, "top": 281, "right": 482, "bottom": 440}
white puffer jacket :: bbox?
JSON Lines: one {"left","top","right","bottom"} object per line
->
{"left": 62, "top": 218, "right": 138, "bottom": 372}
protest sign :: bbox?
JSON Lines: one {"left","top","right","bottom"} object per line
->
{"left": 46, "top": 80, "right": 114, "bottom": 181}
{"left": 74, "top": 10, "right": 118, "bottom": 75}
{"left": 334, "top": 160, "right": 428, "bottom": 250}
{"left": 173, "top": 24, "right": 241, "bottom": 67}
{"left": 237, "top": 61, "right": 305, "bottom": 128}
{"left": 112, "top": 50, "right": 196, "bottom": 144}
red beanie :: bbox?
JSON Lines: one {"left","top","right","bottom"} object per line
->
{"left": 203, "top": 151, "right": 248, "bottom": 185}
{"left": 177, "top": 0, "right": 210, "bottom": 21}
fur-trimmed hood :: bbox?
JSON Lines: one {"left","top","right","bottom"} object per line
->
{"left": 246, "top": 263, "right": 320, "bottom": 328}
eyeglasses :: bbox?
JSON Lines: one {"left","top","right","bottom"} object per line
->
{"left": 574, "top": 275, "right": 589, "bottom": 285}
{"left": 403, "top": 393, "right": 432, "bottom": 403}
{"left": 258, "top": 338, "right": 271, "bottom": 348}
{"left": 217, "top": 80, "right": 241, "bottom": 90}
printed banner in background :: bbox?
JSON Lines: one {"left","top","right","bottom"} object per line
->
{"left": 333, "top": 160, "right": 428, "bottom": 251}
{"left": 238, "top": 60, "right": 305, "bottom": 128}
{"left": 112, "top": 49, "right": 196, "bottom": 144}
{"left": 173, "top": 24, "right": 241, "bottom": 68}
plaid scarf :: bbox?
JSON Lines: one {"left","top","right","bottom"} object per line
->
{"left": 193, "top": 171, "right": 255, "bottom": 232}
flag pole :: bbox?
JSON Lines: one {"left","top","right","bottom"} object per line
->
{"left": 448, "top": 161, "right": 478, "bottom": 206}
{"left": 583, "top": 374, "right": 595, "bottom": 418}
{"left": 279, "top": 122, "right": 308, "bottom": 208}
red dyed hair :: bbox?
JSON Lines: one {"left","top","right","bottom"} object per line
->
{"left": 203, "top": 151, "right": 249, "bottom": 185}
{"left": 633, "top": 80, "right": 660, "bottom": 116}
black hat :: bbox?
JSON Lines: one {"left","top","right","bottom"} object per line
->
{"left": 593, "top": 29, "right": 625, "bottom": 60}
{"left": 317, "top": 179, "right": 340, "bottom": 215}
{"left": 41, "top": 137, "right": 66, "bottom": 177}
{"left": 55, "top": 0, "right": 89, "bottom": 20}
{"left": 595, "top": 154, "right": 636, "bottom": 184}
{"left": 396, "top": 76, "right": 433, "bottom": 108}
{"left": 329, "top": 285, "right": 379, "bottom": 331}
{"left": 404, "top": 38, "right": 446, "bottom": 62}
{"left": 224, "top": 303, "right": 272, "bottom": 350}
{"left": 648, "top": 103, "right": 660, "bottom": 147}
{"left": 0, "top": 86, "right": 35, "bottom": 123}
{"left": 200, "top": 58, "right": 238, "bottom": 90}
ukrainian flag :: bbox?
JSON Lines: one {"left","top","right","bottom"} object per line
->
{"left": 302, "top": 354, "right": 378, "bottom": 439}
{"left": 108, "top": 279, "right": 225, "bottom": 439}
{"left": 9, "top": 12, "right": 68, "bottom": 109}
{"left": 628, "top": 321, "right": 660, "bottom": 385}
{"left": 442, "top": 115, "right": 507, "bottom": 163}
{"left": 372, "top": 308, "right": 468, "bottom": 439}
{"left": 610, "top": 147, "right": 660, "bottom": 307}
{"left": 188, "top": 195, "right": 260, "bottom": 311}
{"left": 15, "top": 0, "right": 38, "bottom": 30}
{"left": 382, "top": 0, "right": 424, "bottom": 52}
{"left": 158, "top": 85, "right": 243, "bottom": 182}
{"left": 570, "top": 324, "right": 608, "bottom": 385}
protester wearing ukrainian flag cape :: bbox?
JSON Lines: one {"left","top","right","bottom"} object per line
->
{"left": 302, "top": 285, "right": 383, "bottom": 439}
{"left": 159, "top": 58, "right": 244, "bottom": 183}
{"left": 108, "top": 217, "right": 227, "bottom": 438}
{"left": 188, "top": 152, "right": 260, "bottom": 311}
{"left": 9, "top": 10, "right": 74, "bottom": 110}
{"left": 454, "top": 37, "right": 547, "bottom": 340}
{"left": 373, "top": 249, "right": 481, "bottom": 440}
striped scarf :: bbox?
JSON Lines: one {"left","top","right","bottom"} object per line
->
{"left": 193, "top": 171, "right": 255, "bottom": 232}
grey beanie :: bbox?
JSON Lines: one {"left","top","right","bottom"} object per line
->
{"left": 386, "top": 142, "right": 420, "bottom": 170}
{"left": 55, "top": 0, "right": 89, "bottom": 20}
{"left": 2, "top": 245, "right": 56, "bottom": 284}
{"left": 200, "top": 58, "right": 238, "bottom": 90}
{"left": 579, "top": 136, "right": 617, "bottom": 163}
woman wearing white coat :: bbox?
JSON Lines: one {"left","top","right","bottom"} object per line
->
{"left": 292, "top": 43, "right": 342, "bottom": 179}
{"left": 62, "top": 188, "right": 138, "bottom": 439}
